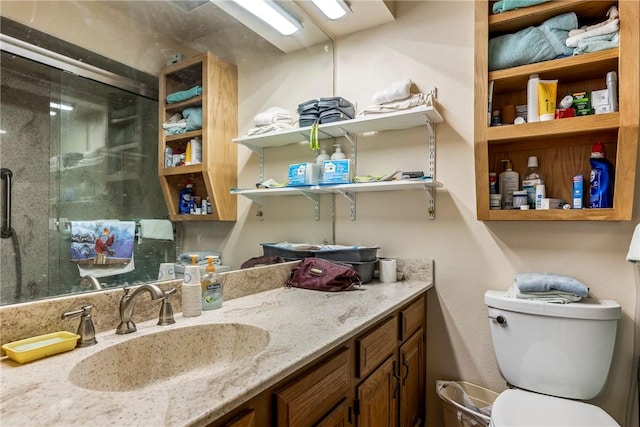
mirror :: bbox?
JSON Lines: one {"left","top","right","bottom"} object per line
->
{"left": 0, "top": 1, "right": 334, "bottom": 305}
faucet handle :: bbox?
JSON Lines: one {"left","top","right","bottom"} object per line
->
{"left": 62, "top": 305, "right": 98, "bottom": 347}
{"left": 158, "top": 288, "right": 177, "bottom": 326}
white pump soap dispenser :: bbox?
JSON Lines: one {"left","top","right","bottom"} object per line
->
{"left": 331, "top": 144, "right": 346, "bottom": 160}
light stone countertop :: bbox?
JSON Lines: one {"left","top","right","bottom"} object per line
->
{"left": 0, "top": 279, "right": 433, "bottom": 427}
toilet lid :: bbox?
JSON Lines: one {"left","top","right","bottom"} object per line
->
{"left": 491, "top": 389, "right": 619, "bottom": 427}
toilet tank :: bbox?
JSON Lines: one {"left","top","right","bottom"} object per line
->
{"left": 484, "top": 290, "right": 621, "bottom": 400}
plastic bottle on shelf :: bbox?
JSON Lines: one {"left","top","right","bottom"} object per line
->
{"left": 201, "top": 256, "right": 223, "bottom": 311}
{"left": 606, "top": 71, "right": 618, "bottom": 112}
{"left": 331, "top": 144, "right": 346, "bottom": 160}
{"left": 499, "top": 159, "right": 519, "bottom": 210}
{"left": 178, "top": 179, "right": 194, "bottom": 214}
{"left": 527, "top": 74, "right": 540, "bottom": 123}
{"left": 589, "top": 142, "right": 614, "bottom": 208}
{"left": 522, "top": 156, "right": 543, "bottom": 208}
{"left": 316, "top": 148, "right": 330, "bottom": 165}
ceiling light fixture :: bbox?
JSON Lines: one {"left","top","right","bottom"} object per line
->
{"left": 50, "top": 102, "right": 73, "bottom": 111}
{"left": 311, "top": 0, "right": 351, "bottom": 20}
{"left": 231, "top": 0, "right": 302, "bottom": 36}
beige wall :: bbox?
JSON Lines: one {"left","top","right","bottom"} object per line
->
{"left": 332, "top": 1, "right": 638, "bottom": 425}
{"left": 2, "top": 1, "right": 639, "bottom": 425}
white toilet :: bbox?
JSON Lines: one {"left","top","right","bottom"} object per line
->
{"left": 484, "top": 290, "right": 622, "bottom": 427}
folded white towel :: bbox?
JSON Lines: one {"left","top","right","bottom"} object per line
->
{"left": 506, "top": 285, "right": 583, "bottom": 304}
{"left": 361, "top": 93, "right": 428, "bottom": 115}
{"left": 372, "top": 78, "right": 413, "bottom": 105}
{"left": 162, "top": 120, "right": 187, "bottom": 129}
{"left": 138, "top": 219, "right": 174, "bottom": 243}
{"left": 254, "top": 106, "right": 293, "bottom": 126}
{"left": 247, "top": 122, "right": 295, "bottom": 136}
{"left": 565, "top": 19, "right": 619, "bottom": 47}
{"left": 568, "top": 6, "right": 618, "bottom": 37}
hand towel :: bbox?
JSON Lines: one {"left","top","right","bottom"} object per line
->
{"left": 565, "top": 19, "right": 619, "bottom": 47}
{"left": 492, "top": 0, "right": 550, "bottom": 14}
{"left": 138, "top": 219, "right": 174, "bottom": 244}
{"left": 372, "top": 78, "right": 413, "bottom": 105}
{"left": 627, "top": 223, "right": 640, "bottom": 263}
{"left": 182, "top": 107, "right": 202, "bottom": 131}
{"left": 78, "top": 254, "right": 135, "bottom": 278}
{"left": 514, "top": 272, "right": 589, "bottom": 297}
{"left": 573, "top": 32, "right": 619, "bottom": 55}
{"left": 247, "top": 122, "right": 295, "bottom": 136}
{"left": 507, "top": 286, "right": 583, "bottom": 304}
{"left": 489, "top": 12, "right": 577, "bottom": 71}
{"left": 70, "top": 220, "right": 135, "bottom": 265}
{"left": 360, "top": 93, "right": 427, "bottom": 115}
{"left": 166, "top": 85, "right": 202, "bottom": 104}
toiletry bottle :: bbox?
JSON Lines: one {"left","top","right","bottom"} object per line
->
{"left": 527, "top": 74, "right": 540, "bottom": 123}
{"left": 316, "top": 148, "right": 330, "bottom": 165}
{"left": 331, "top": 144, "right": 346, "bottom": 160}
{"left": 606, "top": 71, "right": 618, "bottom": 112}
{"left": 589, "top": 142, "right": 614, "bottom": 208}
{"left": 178, "top": 180, "right": 193, "bottom": 214}
{"left": 522, "top": 156, "right": 543, "bottom": 208}
{"left": 499, "top": 159, "right": 519, "bottom": 210}
{"left": 201, "top": 256, "right": 223, "bottom": 311}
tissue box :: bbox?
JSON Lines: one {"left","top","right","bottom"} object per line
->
{"left": 538, "top": 198, "right": 564, "bottom": 210}
{"left": 321, "top": 159, "right": 353, "bottom": 184}
{"left": 288, "top": 163, "right": 320, "bottom": 186}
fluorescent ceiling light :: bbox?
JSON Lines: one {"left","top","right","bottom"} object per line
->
{"left": 311, "top": 0, "right": 350, "bottom": 20}
{"left": 50, "top": 102, "right": 73, "bottom": 111}
{"left": 231, "top": 0, "right": 301, "bottom": 36}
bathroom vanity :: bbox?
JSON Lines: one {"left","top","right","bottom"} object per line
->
{"left": 0, "top": 260, "right": 433, "bottom": 427}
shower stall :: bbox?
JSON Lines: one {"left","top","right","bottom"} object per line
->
{"left": 0, "top": 30, "right": 173, "bottom": 305}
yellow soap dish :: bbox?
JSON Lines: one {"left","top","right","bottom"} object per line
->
{"left": 2, "top": 331, "right": 80, "bottom": 364}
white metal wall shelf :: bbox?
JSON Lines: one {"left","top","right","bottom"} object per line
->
{"left": 232, "top": 100, "right": 444, "bottom": 220}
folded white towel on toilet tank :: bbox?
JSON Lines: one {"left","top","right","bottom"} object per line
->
{"left": 514, "top": 272, "right": 589, "bottom": 297}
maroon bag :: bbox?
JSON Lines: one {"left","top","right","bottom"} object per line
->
{"left": 286, "top": 258, "right": 362, "bottom": 292}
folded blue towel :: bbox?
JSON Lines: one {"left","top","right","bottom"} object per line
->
{"left": 166, "top": 85, "right": 202, "bottom": 104}
{"left": 182, "top": 107, "right": 202, "bottom": 131}
{"left": 493, "top": 0, "right": 550, "bottom": 14}
{"left": 489, "top": 12, "right": 577, "bottom": 71}
{"left": 514, "top": 273, "right": 589, "bottom": 297}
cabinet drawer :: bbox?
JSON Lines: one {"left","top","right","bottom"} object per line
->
{"left": 357, "top": 316, "right": 398, "bottom": 378}
{"left": 275, "top": 348, "right": 351, "bottom": 427}
{"left": 399, "top": 297, "right": 424, "bottom": 342}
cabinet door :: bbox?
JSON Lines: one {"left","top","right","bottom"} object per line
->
{"left": 357, "top": 316, "right": 398, "bottom": 378}
{"left": 225, "top": 410, "right": 255, "bottom": 427}
{"left": 399, "top": 329, "right": 425, "bottom": 427}
{"left": 275, "top": 348, "right": 351, "bottom": 427}
{"left": 356, "top": 356, "right": 398, "bottom": 427}
{"left": 316, "top": 399, "right": 349, "bottom": 427}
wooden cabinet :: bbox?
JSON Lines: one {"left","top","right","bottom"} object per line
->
{"left": 158, "top": 52, "right": 238, "bottom": 221}
{"left": 208, "top": 295, "right": 427, "bottom": 427}
{"left": 354, "top": 297, "right": 426, "bottom": 427}
{"left": 474, "top": 0, "right": 639, "bottom": 220}
{"left": 275, "top": 349, "right": 351, "bottom": 427}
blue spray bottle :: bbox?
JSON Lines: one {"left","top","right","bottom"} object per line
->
{"left": 589, "top": 143, "right": 614, "bottom": 208}
{"left": 178, "top": 179, "right": 194, "bottom": 214}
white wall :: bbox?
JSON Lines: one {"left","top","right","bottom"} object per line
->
{"left": 332, "top": 1, "right": 638, "bottom": 425}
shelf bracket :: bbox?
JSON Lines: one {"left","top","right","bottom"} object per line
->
{"left": 300, "top": 191, "right": 321, "bottom": 221}
{"left": 335, "top": 189, "right": 356, "bottom": 220}
{"left": 423, "top": 184, "right": 436, "bottom": 220}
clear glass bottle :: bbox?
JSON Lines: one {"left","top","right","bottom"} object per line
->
{"left": 201, "top": 255, "right": 223, "bottom": 310}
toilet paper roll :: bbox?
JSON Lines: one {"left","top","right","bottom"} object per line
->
{"left": 158, "top": 263, "right": 175, "bottom": 281}
{"left": 379, "top": 259, "right": 397, "bottom": 283}
{"left": 182, "top": 282, "right": 202, "bottom": 318}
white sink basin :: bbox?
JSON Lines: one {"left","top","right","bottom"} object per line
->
{"left": 69, "top": 323, "right": 269, "bottom": 392}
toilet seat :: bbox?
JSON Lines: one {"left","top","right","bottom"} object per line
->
{"left": 490, "top": 389, "right": 619, "bottom": 427}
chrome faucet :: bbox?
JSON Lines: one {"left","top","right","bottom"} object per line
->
{"left": 62, "top": 305, "right": 98, "bottom": 347}
{"left": 116, "top": 284, "right": 175, "bottom": 334}
{"left": 80, "top": 275, "right": 102, "bottom": 290}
